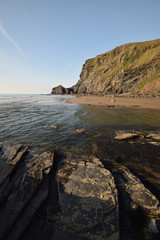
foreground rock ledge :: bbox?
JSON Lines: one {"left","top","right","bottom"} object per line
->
{"left": 113, "top": 165, "right": 160, "bottom": 217}
{"left": 0, "top": 144, "right": 54, "bottom": 240}
{"left": 0, "top": 144, "right": 160, "bottom": 239}
{"left": 55, "top": 153, "right": 119, "bottom": 240}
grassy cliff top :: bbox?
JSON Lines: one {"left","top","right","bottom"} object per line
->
{"left": 79, "top": 39, "right": 160, "bottom": 93}
{"left": 85, "top": 39, "right": 160, "bottom": 70}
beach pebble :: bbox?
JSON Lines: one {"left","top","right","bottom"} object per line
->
{"left": 148, "top": 142, "right": 159, "bottom": 146}
{"left": 114, "top": 133, "right": 139, "bottom": 140}
{"left": 50, "top": 125, "right": 58, "bottom": 130}
{"left": 146, "top": 134, "right": 160, "bottom": 142}
{"left": 146, "top": 133, "right": 157, "bottom": 138}
{"left": 75, "top": 128, "right": 85, "bottom": 133}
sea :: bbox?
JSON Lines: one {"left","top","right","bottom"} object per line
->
{"left": 0, "top": 94, "right": 160, "bottom": 151}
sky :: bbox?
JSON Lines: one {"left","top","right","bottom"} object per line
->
{"left": 0, "top": 0, "right": 160, "bottom": 94}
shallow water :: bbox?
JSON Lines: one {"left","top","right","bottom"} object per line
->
{"left": 80, "top": 105, "right": 160, "bottom": 130}
{"left": 0, "top": 94, "right": 85, "bottom": 150}
{"left": 0, "top": 94, "right": 160, "bottom": 150}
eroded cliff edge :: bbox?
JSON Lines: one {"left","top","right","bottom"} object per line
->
{"left": 51, "top": 39, "right": 160, "bottom": 97}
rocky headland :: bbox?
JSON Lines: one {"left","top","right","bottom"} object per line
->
{"left": 1, "top": 39, "right": 160, "bottom": 240}
{"left": 51, "top": 39, "right": 160, "bottom": 97}
{"left": 0, "top": 130, "right": 160, "bottom": 240}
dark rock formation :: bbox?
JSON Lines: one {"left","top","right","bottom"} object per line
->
{"left": 146, "top": 134, "right": 160, "bottom": 142}
{"left": 0, "top": 144, "right": 54, "bottom": 239}
{"left": 0, "top": 145, "right": 120, "bottom": 240}
{"left": 51, "top": 39, "right": 160, "bottom": 97}
{"left": 51, "top": 85, "right": 74, "bottom": 95}
{"left": 113, "top": 165, "right": 160, "bottom": 217}
{"left": 55, "top": 153, "right": 119, "bottom": 240}
{"left": 0, "top": 143, "right": 160, "bottom": 239}
{"left": 51, "top": 85, "right": 65, "bottom": 94}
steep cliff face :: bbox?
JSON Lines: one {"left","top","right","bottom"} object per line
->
{"left": 51, "top": 39, "right": 160, "bottom": 96}
{"left": 73, "top": 39, "right": 160, "bottom": 96}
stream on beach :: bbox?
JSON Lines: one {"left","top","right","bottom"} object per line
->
{"left": 0, "top": 94, "right": 160, "bottom": 150}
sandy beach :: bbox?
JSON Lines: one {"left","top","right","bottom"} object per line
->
{"left": 68, "top": 96, "right": 160, "bottom": 110}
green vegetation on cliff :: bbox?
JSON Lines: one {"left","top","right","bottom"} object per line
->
{"left": 51, "top": 39, "right": 160, "bottom": 96}
{"left": 73, "top": 39, "right": 160, "bottom": 96}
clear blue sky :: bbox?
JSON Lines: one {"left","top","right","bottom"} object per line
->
{"left": 0, "top": 0, "right": 160, "bottom": 94}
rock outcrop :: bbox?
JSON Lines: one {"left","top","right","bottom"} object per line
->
{"left": 0, "top": 144, "right": 160, "bottom": 239}
{"left": 51, "top": 39, "right": 160, "bottom": 97}
{"left": 114, "top": 133, "right": 139, "bottom": 140}
{"left": 0, "top": 145, "right": 120, "bottom": 240}
{"left": 51, "top": 85, "right": 74, "bottom": 95}
{"left": 146, "top": 133, "right": 160, "bottom": 142}
{"left": 113, "top": 165, "right": 160, "bottom": 217}
{"left": 0, "top": 144, "right": 54, "bottom": 240}
{"left": 55, "top": 153, "right": 119, "bottom": 240}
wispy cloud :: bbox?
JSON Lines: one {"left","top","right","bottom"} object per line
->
{"left": 0, "top": 22, "right": 24, "bottom": 56}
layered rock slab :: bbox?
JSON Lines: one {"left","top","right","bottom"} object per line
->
{"left": 55, "top": 154, "right": 119, "bottom": 240}
{"left": 114, "top": 133, "right": 139, "bottom": 141}
{"left": 112, "top": 165, "right": 160, "bottom": 239}
{"left": 113, "top": 165, "right": 160, "bottom": 217}
{"left": 0, "top": 145, "right": 54, "bottom": 239}
{"left": 0, "top": 144, "right": 28, "bottom": 186}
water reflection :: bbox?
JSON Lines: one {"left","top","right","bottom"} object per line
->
{"left": 78, "top": 106, "right": 160, "bottom": 130}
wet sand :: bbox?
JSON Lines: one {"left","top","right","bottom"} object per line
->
{"left": 68, "top": 96, "right": 160, "bottom": 110}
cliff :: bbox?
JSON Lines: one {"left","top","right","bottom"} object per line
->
{"left": 51, "top": 39, "right": 160, "bottom": 97}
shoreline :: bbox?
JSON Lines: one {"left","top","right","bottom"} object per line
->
{"left": 67, "top": 95, "right": 160, "bottom": 110}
